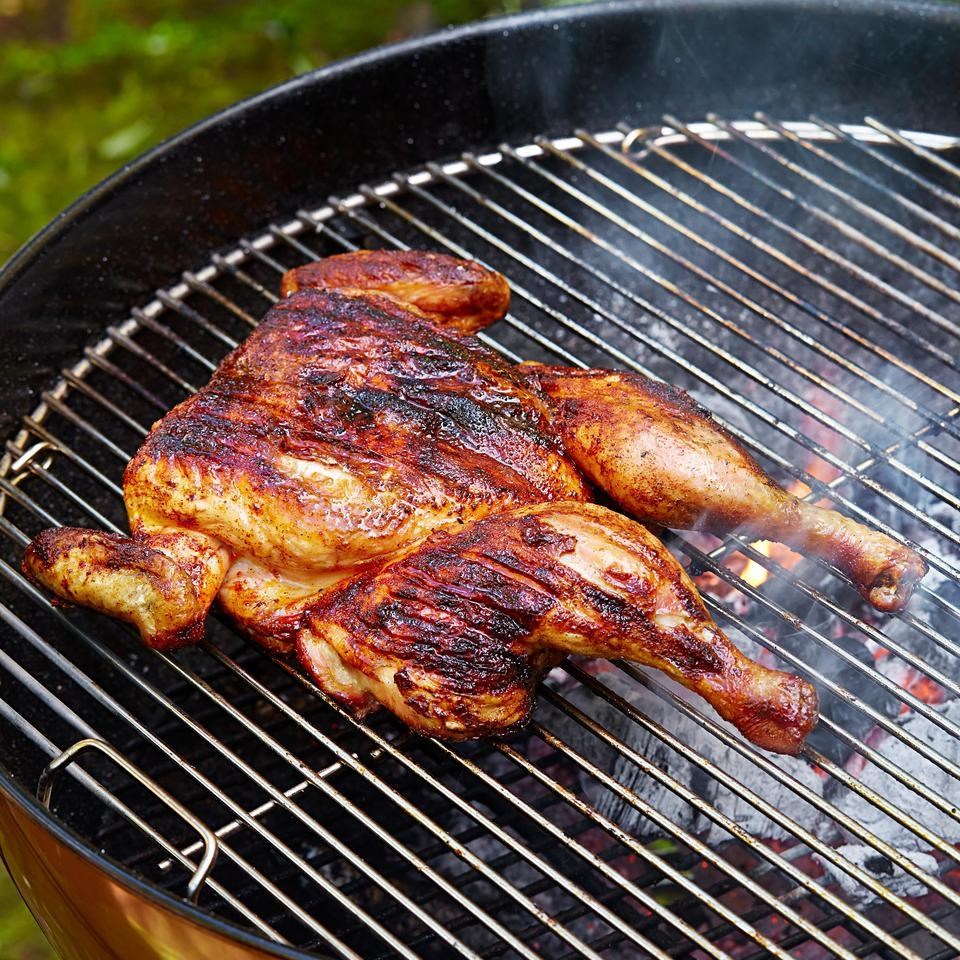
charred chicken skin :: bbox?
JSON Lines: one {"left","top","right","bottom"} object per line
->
{"left": 23, "top": 250, "right": 926, "bottom": 754}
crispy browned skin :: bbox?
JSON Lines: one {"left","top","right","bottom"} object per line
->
{"left": 125, "top": 288, "right": 583, "bottom": 569}
{"left": 529, "top": 365, "right": 926, "bottom": 613}
{"left": 28, "top": 248, "right": 929, "bottom": 755}
{"left": 301, "top": 502, "right": 818, "bottom": 753}
{"left": 281, "top": 250, "right": 510, "bottom": 334}
{"left": 22, "top": 528, "right": 229, "bottom": 650}
{"left": 25, "top": 254, "right": 583, "bottom": 654}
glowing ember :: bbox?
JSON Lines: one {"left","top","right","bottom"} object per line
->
{"left": 740, "top": 540, "right": 774, "bottom": 588}
{"left": 737, "top": 536, "right": 806, "bottom": 589}
{"left": 907, "top": 673, "right": 946, "bottom": 705}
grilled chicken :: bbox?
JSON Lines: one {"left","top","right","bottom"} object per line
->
{"left": 22, "top": 250, "right": 926, "bottom": 753}
{"left": 26, "top": 256, "right": 586, "bottom": 654}
{"left": 527, "top": 365, "right": 928, "bottom": 613}
{"left": 24, "top": 528, "right": 230, "bottom": 649}
{"left": 301, "top": 501, "right": 818, "bottom": 753}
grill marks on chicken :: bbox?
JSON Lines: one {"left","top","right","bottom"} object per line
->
{"left": 302, "top": 502, "right": 818, "bottom": 753}
{"left": 126, "top": 289, "right": 587, "bottom": 578}
{"left": 22, "top": 250, "right": 928, "bottom": 754}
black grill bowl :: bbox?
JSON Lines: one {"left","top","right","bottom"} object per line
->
{"left": 3, "top": 3, "right": 960, "bottom": 960}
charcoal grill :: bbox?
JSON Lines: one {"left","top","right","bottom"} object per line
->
{"left": 3, "top": 3, "right": 960, "bottom": 958}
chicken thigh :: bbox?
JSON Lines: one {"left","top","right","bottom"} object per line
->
{"left": 22, "top": 250, "right": 926, "bottom": 753}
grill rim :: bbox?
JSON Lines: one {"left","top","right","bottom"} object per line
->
{"left": 6, "top": 0, "right": 955, "bottom": 283}
{"left": 5, "top": 0, "right": 960, "bottom": 437}
{"left": 0, "top": 772, "right": 312, "bottom": 960}
{"left": 5, "top": 0, "right": 959, "bottom": 277}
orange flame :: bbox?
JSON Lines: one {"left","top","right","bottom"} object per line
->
{"left": 740, "top": 541, "right": 773, "bottom": 588}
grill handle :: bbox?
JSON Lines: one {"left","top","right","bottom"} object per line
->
{"left": 37, "top": 737, "right": 219, "bottom": 903}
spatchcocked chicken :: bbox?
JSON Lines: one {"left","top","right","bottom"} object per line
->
{"left": 23, "top": 251, "right": 927, "bottom": 755}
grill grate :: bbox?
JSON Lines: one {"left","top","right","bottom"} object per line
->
{"left": 2, "top": 117, "right": 960, "bottom": 959}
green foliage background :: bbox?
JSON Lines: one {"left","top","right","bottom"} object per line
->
{"left": 0, "top": 4, "right": 567, "bottom": 955}
{"left": 0, "top": 0, "right": 532, "bottom": 265}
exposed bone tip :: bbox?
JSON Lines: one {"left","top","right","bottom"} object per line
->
{"left": 865, "top": 550, "right": 927, "bottom": 613}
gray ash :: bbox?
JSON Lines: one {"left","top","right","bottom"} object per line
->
{"left": 833, "top": 699, "right": 960, "bottom": 850}
{"left": 556, "top": 661, "right": 835, "bottom": 845}
{"left": 814, "top": 844, "right": 938, "bottom": 907}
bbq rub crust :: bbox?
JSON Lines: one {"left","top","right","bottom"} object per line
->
{"left": 23, "top": 249, "right": 930, "bottom": 756}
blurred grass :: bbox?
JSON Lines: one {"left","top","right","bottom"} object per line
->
{"left": 0, "top": 3, "right": 560, "bottom": 954}
{"left": 0, "top": 0, "right": 527, "bottom": 265}
{"left": 0, "top": 870, "right": 49, "bottom": 960}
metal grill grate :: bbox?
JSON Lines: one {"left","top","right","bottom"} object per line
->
{"left": 2, "top": 117, "right": 960, "bottom": 959}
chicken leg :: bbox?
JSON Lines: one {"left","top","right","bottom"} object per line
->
{"left": 300, "top": 501, "right": 819, "bottom": 754}
{"left": 529, "top": 365, "right": 926, "bottom": 612}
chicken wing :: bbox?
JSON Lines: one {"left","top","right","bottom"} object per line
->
{"left": 529, "top": 364, "right": 926, "bottom": 612}
{"left": 23, "top": 527, "right": 230, "bottom": 648}
{"left": 281, "top": 249, "right": 510, "bottom": 334}
{"left": 301, "top": 501, "right": 819, "bottom": 754}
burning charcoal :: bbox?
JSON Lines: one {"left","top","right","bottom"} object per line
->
{"left": 879, "top": 592, "right": 960, "bottom": 682}
{"left": 559, "top": 667, "right": 711, "bottom": 838}
{"left": 814, "top": 844, "right": 937, "bottom": 906}
{"left": 703, "top": 752, "right": 832, "bottom": 847}
{"left": 834, "top": 699, "right": 960, "bottom": 848}
{"left": 778, "top": 620, "right": 902, "bottom": 765}
{"left": 597, "top": 712, "right": 713, "bottom": 839}
{"left": 559, "top": 664, "right": 835, "bottom": 844}
{"left": 805, "top": 687, "right": 893, "bottom": 769}
{"left": 919, "top": 569, "right": 960, "bottom": 654}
